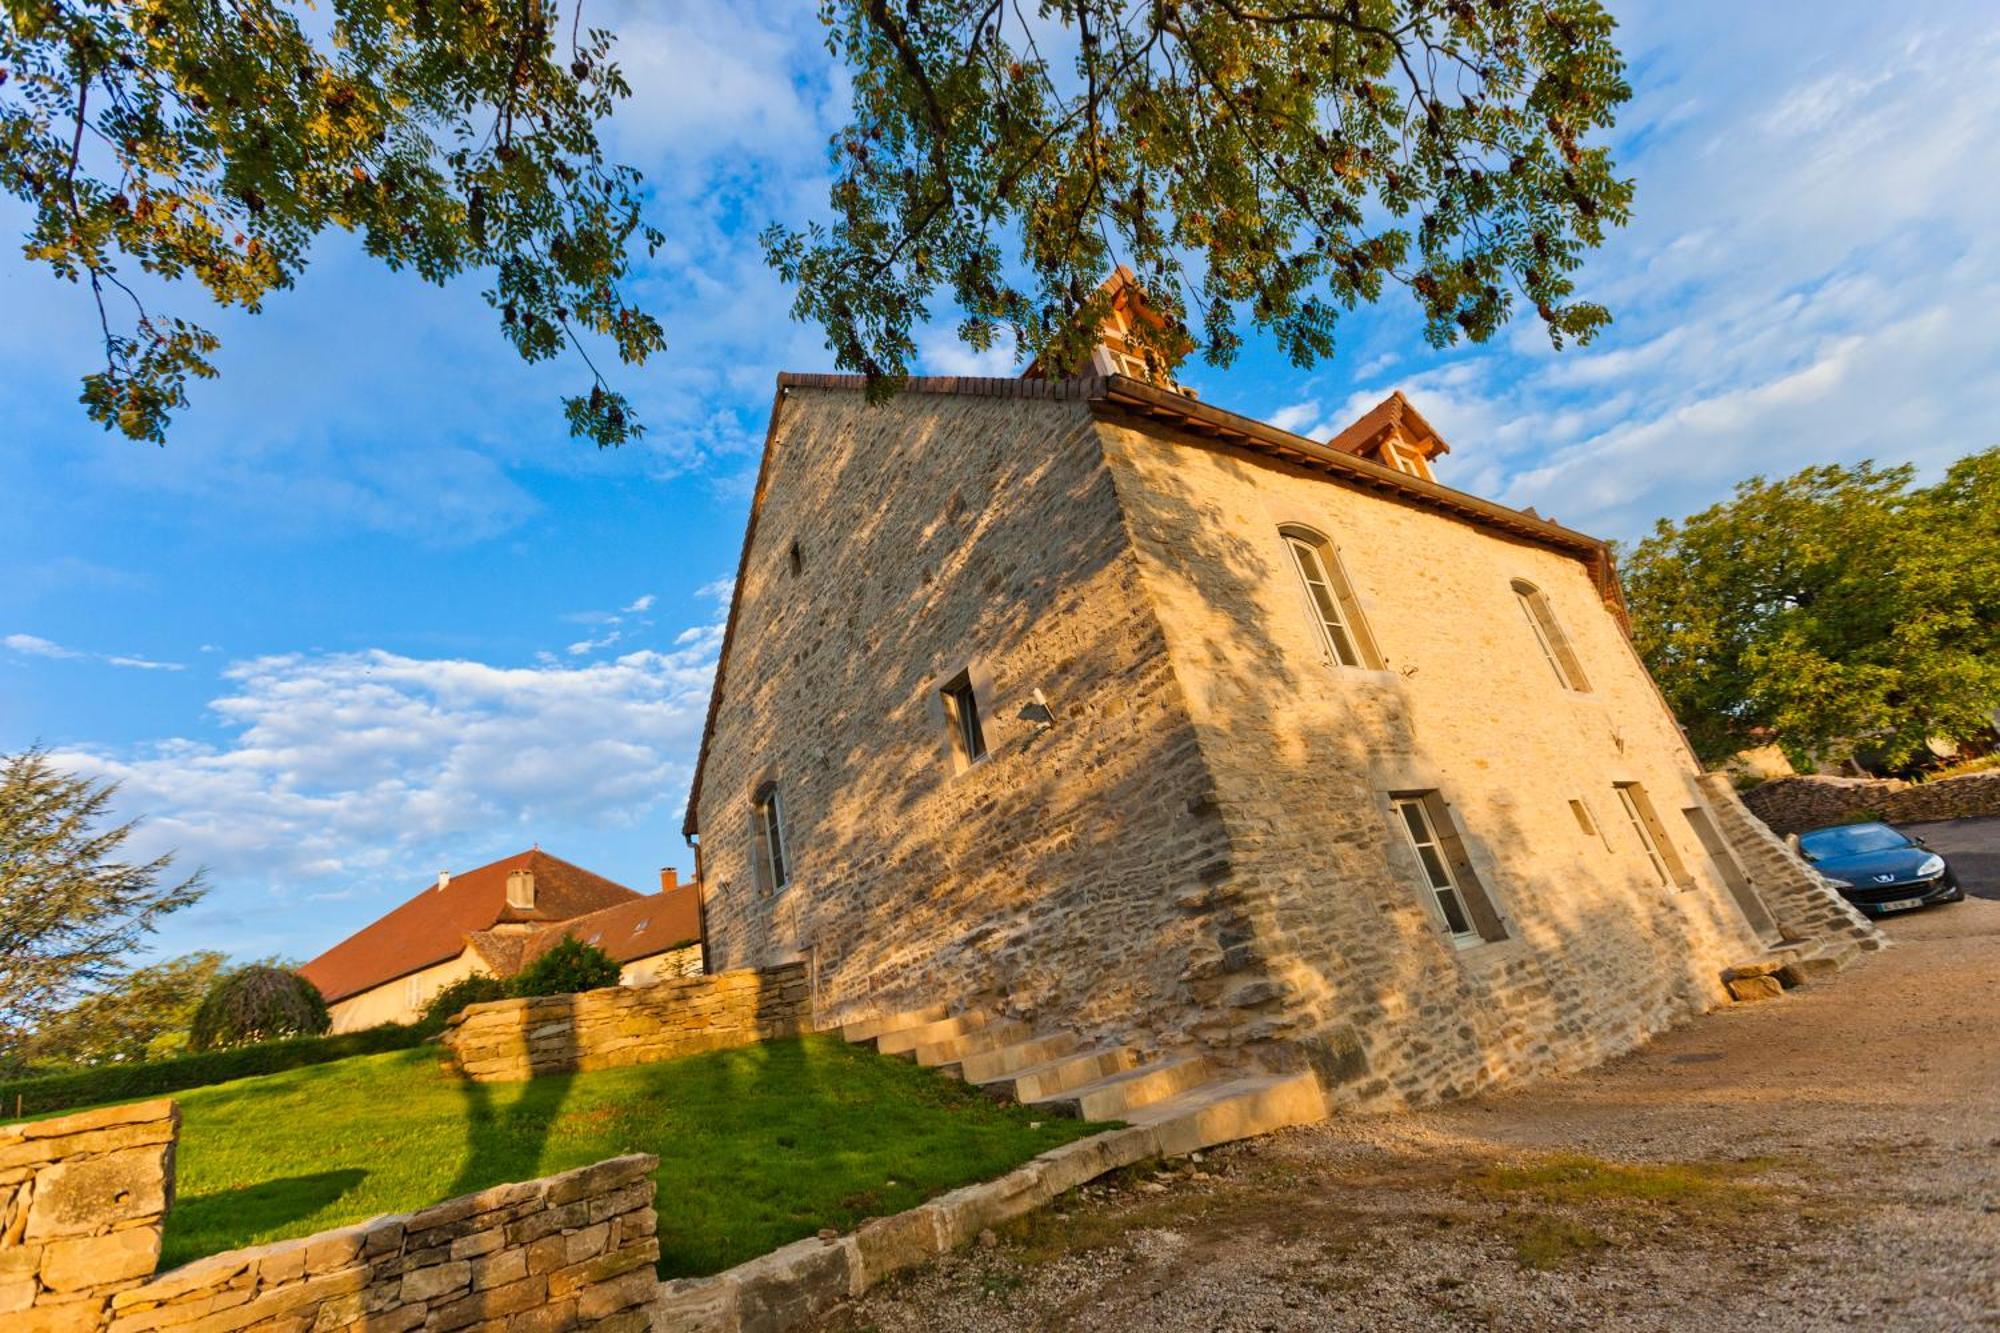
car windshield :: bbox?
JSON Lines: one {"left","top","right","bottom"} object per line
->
{"left": 1798, "top": 823, "right": 1910, "bottom": 859}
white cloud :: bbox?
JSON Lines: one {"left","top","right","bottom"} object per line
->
{"left": 622, "top": 593, "right": 657, "bottom": 614}
{"left": 47, "top": 617, "right": 726, "bottom": 906}
{"left": 6, "top": 632, "right": 183, "bottom": 671}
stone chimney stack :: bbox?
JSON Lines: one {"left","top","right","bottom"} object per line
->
{"left": 437, "top": 870, "right": 450, "bottom": 892}
{"left": 659, "top": 868, "right": 678, "bottom": 893}
{"left": 506, "top": 868, "right": 536, "bottom": 911}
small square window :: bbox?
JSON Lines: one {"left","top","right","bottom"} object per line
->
{"left": 940, "top": 670, "right": 987, "bottom": 770}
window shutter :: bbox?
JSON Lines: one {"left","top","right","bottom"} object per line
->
{"left": 1426, "top": 795, "right": 1507, "bottom": 942}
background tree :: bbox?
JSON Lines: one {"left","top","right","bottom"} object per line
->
{"left": 507, "top": 934, "right": 617, "bottom": 998}
{"left": 771, "top": 0, "right": 1633, "bottom": 389}
{"left": 188, "top": 963, "right": 329, "bottom": 1050}
{"left": 416, "top": 972, "right": 508, "bottom": 1035}
{"left": 16, "top": 948, "right": 225, "bottom": 1068}
{"left": 0, "top": 747, "right": 204, "bottom": 1067}
{"left": 1623, "top": 449, "right": 2000, "bottom": 772}
{"left": 1, "top": 0, "right": 663, "bottom": 446}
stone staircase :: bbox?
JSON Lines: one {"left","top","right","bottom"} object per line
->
{"left": 839, "top": 1004, "right": 1323, "bottom": 1147}
{"left": 1721, "top": 934, "right": 1869, "bottom": 1002}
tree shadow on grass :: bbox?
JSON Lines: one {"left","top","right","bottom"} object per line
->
{"left": 448, "top": 1043, "right": 577, "bottom": 1201}
{"left": 160, "top": 1169, "right": 368, "bottom": 1269}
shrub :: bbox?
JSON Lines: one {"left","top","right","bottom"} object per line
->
{"left": 0, "top": 1024, "right": 425, "bottom": 1119}
{"left": 416, "top": 974, "right": 510, "bottom": 1035}
{"left": 508, "top": 936, "right": 620, "bottom": 999}
{"left": 190, "top": 967, "right": 331, "bottom": 1051}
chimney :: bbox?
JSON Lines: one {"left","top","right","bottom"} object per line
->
{"left": 506, "top": 868, "right": 536, "bottom": 911}
{"left": 660, "top": 868, "right": 678, "bottom": 893}
{"left": 437, "top": 870, "right": 450, "bottom": 892}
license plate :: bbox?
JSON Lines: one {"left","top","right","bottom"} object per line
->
{"left": 1875, "top": 898, "right": 1922, "bottom": 913}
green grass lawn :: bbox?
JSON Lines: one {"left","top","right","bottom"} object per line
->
{"left": 159, "top": 1034, "right": 1101, "bottom": 1278}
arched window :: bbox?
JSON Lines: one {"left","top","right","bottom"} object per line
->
{"left": 1281, "top": 526, "right": 1381, "bottom": 670}
{"left": 1511, "top": 579, "right": 1590, "bottom": 692}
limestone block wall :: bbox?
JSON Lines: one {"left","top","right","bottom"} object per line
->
{"left": 695, "top": 385, "right": 1229, "bottom": 1046}
{"left": 441, "top": 965, "right": 812, "bottom": 1083}
{"left": 1742, "top": 770, "right": 2000, "bottom": 836}
{"left": 105, "top": 1154, "right": 660, "bottom": 1333}
{"left": 1096, "top": 416, "right": 1866, "bottom": 1105}
{"left": 1, "top": 1099, "right": 178, "bottom": 1329}
{"left": 1696, "top": 775, "right": 1883, "bottom": 947}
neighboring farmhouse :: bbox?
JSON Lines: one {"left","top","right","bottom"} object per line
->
{"left": 301, "top": 850, "right": 703, "bottom": 1031}
{"left": 683, "top": 272, "right": 1872, "bottom": 1108}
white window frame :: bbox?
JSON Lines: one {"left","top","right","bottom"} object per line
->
{"left": 1281, "top": 527, "right": 1380, "bottom": 670}
{"left": 1391, "top": 796, "right": 1483, "bottom": 948}
{"left": 405, "top": 976, "right": 423, "bottom": 1010}
{"left": 1512, "top": 579, "right": 1591, "bottom": 692}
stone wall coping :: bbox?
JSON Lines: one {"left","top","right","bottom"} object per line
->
{"left": 126, "top": 1153, "right": 659, "bottom": 1298}
{"left": 653, "top": 1109, "right": 1235, "bottom": 1330}
{"left": 2, "top": 1098, "right": 179, "bottom": 1141}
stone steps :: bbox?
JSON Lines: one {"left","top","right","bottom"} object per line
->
{"left": 1123, "top": 1070, "right": 1325, "bottom": 1155}
{"left": 977, "top": 1046, "right": 1141, "bottom": 1103}
{"left": 936, "top": 1031, "right": 1080, "bottom": 1084}
{"left": 908, "top": 1020, "right": 1037, "bottom": 1068}
{"left": 1027, "top": 1055, "right": 1215, "bottom": 1121}
{"left": 839, "top": 1004, "right": 949, "bottom": 1045}
{"left": 871, "top": 1010, "right": 1000, "bottom": 1056}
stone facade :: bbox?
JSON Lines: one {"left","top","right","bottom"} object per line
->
{"left": 689, "top": 373, "right": 1880, "bottom": 1110}
{"left": 441, "top": 965, "right": 812, "bottom": 1083}
{"left": 694, "top": 383, "right": 1224, "bottom": 1049}
{"left": 1, "top": 1100, "right": 178, "bottom": 1331}
{"left": 618, "top": 944, "right": 704, "bottom": 988}
{"left": 105, "top": 1155, "right": 658, "bottom": 1333}
{"left": 1741, "top": 769, "right": 2000, "bottom": 836}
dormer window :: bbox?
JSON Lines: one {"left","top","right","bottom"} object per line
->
{"left": 1383, "top": 441, "right": 1433, "bottom": 481}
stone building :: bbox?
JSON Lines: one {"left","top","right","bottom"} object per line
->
{"left": 301, "top": 851, "right": 702, "bottom": 1032}
{"left": 681, "top": 283, "right": 1874, "bottom": 1107}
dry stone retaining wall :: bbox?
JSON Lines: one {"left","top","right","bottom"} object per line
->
{"left": 1695, "top": 776, "right": 1881, "bottom": 949}
{"left": 1741, "top": 770, "right": 2000, "bottom": 836}
{"left": 441, "top": 965, "right": 813, "bottom": 1083}
{"left": 105, "top": 1154, "right": 659, "bottom": 1333}
{"left": 1, "top": 1099, "right": 178, "bottom": 1330}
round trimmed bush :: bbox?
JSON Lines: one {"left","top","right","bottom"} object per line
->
{"left": 508, "top": 935, "right": 620, "bottom": 998}
{"left": 189, "top": 966, "right": 330, "bottom": 1050}
{"left": 417, "top": 973, "right": 509, "bottom": 1035}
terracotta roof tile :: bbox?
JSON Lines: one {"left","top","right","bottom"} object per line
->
{"left": 299, "top": 850, "right": 640, "bottom": 1002}
{"left": 520, "top": 886, "right": 703, "bottom": 969}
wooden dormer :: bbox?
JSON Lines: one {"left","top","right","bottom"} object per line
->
{"left": 1021, "top": 266, "right": 1195, "bottom": 394}
{"left": 1322, "top": 390, "right": 1450, "bottom": 482}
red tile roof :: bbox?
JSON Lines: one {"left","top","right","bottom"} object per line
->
{"left": 299, "top": 850, "right": 640, "bottom": 1003}
{"left": 519, "top": 885, "right": 703, "bottom": 969}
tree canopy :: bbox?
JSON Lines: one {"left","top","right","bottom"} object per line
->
{"left": 0, "top": 747, "right": 205, "bottom": 1063}
{"left": 1, "top": 0, "right": 662, "bottom": 446}
{"left": 770, "top": 0, "right": 1633, "bottom": 389}
{"left": 13, "top": 948, "right": 225, "bottom": 1069}
{"left": 5, "top": 0, "right": 1633, "bottom": 444}
{"left": 1623, "top": 449, "right": 2000, "bottom": 771}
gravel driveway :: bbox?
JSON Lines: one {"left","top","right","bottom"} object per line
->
{"left": 823, "top": 899, "right": 2000, "bottom": 1332}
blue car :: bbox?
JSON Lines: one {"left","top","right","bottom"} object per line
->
{"left": 1795, "top": 821, "right": 1964, "bottom": 916}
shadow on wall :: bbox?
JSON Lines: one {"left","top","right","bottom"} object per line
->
{"left": 716, "top": 392, "right": 1787, "bottom": 1106}
{"left": 448, "top": 991, "right": 580, "bottom": 1200}
{"left": 1094, "top": 426, "right": 1778, "bottom": 1104}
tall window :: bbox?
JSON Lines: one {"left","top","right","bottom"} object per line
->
{"left": 1614, "top": 782, "right": 1690, "bottom": 888}
{"left": 750, "top": 784, "right": 789, "bottom": 895}
{"left": 1282, "top": 526, "right": 1381, "bottom": 669}
{"left": 940, "top": 670, "right": 987, "bottom": 770}
{"left": 1389, "top": 792, "right": 1507, "bottom": 947}
{"left": 1512, "top": 579, "right": 1590, "bottom": 692}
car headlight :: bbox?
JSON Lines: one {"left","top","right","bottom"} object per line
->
{"left": 1917, "top": 854, "right": 1945, "bottom": 878}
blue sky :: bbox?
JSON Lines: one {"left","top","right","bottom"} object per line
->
{"left": 2, "top": 1, "right": 1996, "bottom": 967}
